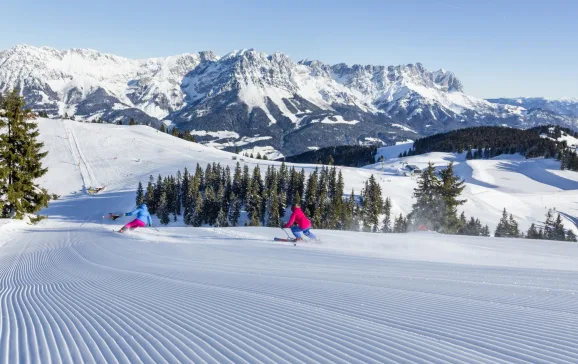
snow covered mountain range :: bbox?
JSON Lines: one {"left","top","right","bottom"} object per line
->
{"left": 1, "top": 44, "right": 577, "bottom": 156}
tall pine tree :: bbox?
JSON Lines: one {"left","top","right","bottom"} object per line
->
{"left": 437, "top": 162, "right": 466, "bottom": 233}
{"left": 381, "top": 197, "right": 392, "bottom": 233}
{"left": 0, "top": 89, "right": 51, "bottom": 218}
{"left": 410, "top": 163, "right": 441, "bottom": 231}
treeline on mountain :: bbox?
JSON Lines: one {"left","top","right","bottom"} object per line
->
{"left": 136, "top": 162, "right": 397, "bottom": 232}
{"left": 0, "top": 89, "right": 53, "bottom": 220}
{"left": 411, "top": 126, "right": 569, "bottom": 158}
{"left": 280, "top": 145, "right": 377, "bottom": 167}
{"left": 402, "top": 125, "right": 578, "bottom": 171}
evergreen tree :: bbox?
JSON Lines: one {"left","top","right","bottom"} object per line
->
{"left": 566, "top": 230, "right": 577, "bottom": 242}
{"left": 0, "top": 90, "right": 51, "bottom": 218}
{"left": 394, "top": 214, "right": 407, "bottom": 233}
{"left": 245, "top": 169, "right": 262, "bottom": 226}
{"left": 481, "top": 225, "right": 490, "bottom": 237}
{"left": 240, "top": 164, "right": 250, "bottom": 201}
{"left": 438, "top": 162, "right": 466, "bottom": 233}
{"left": 352, "top": 204, "right": 361, "bottom": 231}
{"left": 544, "top": 209, "right": 555, "bottom": 240}
{"left": 361, "top": 175, "right": 383, "bottom": 232}
{"left": 169, "top": 176, "right": 180, "bottom": 220}
{"left": 145, "top": 175, "right": 155, "bottom": 212}
{"left": 331, "top": 170, "right": 345, "bottom": 229}
{"left": 327, "top": 155, "right": 335, "bottom": 165}
{"left": 159, "top": 124, "right": 167, "bottom": 133}
{"left": 303, "top": 170, "right": 319, "bottom": 219}
{"left": 267, "top": 177, "right": 281, "bottom": 227}
{"left": 508, "top": 214, "right": 520, "bottom": 237}
{"left": 552, "top": 213, "right": 566, "bottom": 241}
{"left": 232, "top": 162, "right": 242, "bottom": 196}
{"left": 526, "top": 223, "right": 540, "bottom": 239}
{"left": 342, "top": 189, "right": 355, "bottom": 230}
{"left": 190, "top": 190, "right": 203, "bottom": 227}
{"left": 495, "top": 208, "right": 509, "bottom": 237}
{"left": 136, "top": 181, "right": 145, "bottom": 206}
{"left": 129, "top": 118, "right": 136, "bottom": 126}
{"left": 458, "top": 212, "right": 467, "bottom": 234}
{"left": 381, "top": 197, "right": 392, "bottom": 233}
{"left": 215, "top": 206, "right": 229, "bottom": 227}
{"left": 203, "top": 185, "right": 217, "bottom": 225}
{"left": 152, "top": 174, "right": 163, "bottom": 214}
{"left": 181, "top": 168, "right": 191, "bottom": 217}
{"left": 158, "top": 191, "right": 170, "bottom": 225}
{"left": 228, "top": 193, "right": 242, "bottom": 227}
{"left": 410, "top": 163, "right": 441, "bottom": 231}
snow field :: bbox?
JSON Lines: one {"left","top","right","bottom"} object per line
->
{"left": 1, "top": 226, "right": 577, "bottom": 363}
{"left": 0, "top": 118, "right": 578, "bottom": 362}
{"left": 370, "top": 144, "right": 578, "bottom": 234}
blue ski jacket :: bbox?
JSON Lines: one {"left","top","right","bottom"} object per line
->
{"left": 126, "top": 204, "right": 153, "bottom": 226}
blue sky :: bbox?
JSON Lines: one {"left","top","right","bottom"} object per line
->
{"left": 2, "top": 0, "right": 576, "bottom": 98}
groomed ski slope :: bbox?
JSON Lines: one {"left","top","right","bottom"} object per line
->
{"left": 0, "top": 119, "right": 577, "bottom": 363}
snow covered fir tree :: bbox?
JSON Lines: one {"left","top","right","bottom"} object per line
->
{"left": 0, "top": 89, "right": 52, "bottom": 219}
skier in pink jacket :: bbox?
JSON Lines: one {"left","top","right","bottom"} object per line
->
{"left": 284, "top": 204, "right": 318, "bottom": 241}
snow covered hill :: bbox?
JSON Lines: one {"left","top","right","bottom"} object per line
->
{"left": 2, "top": 45, "right": 577, "bottom": 157}
{"left": 489, "top": 97, "right": 578, "bottom": 118}
{"left": 1, "top": 118, "right": 578, "bottom": 362}
{"left": 372, "top": 142, "right": 578, "bottom": 233}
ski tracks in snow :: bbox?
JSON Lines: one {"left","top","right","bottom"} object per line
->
{"left": 1, "top": 227, "right": 578, "bottom": 363}
{"left": 63, "top": 122, "right": 99, "bottom": 191}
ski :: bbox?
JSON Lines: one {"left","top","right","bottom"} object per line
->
{"left": 274, "top": 237, "right": 297, "bottom": 242}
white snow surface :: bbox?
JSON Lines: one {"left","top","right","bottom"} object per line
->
{"left": 1, "top": 118, "right": 578, "bottom": 363}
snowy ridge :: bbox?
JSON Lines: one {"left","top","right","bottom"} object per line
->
{"left": 0, "top": 44, "right": 218, "bottom": 120}
{"left": 3, "top": 44, "right": 577, "bottom": 156}
{"left": 489, "top": 97, "right": 578, "bottom": 118}
{"left": 0, "top": 118, "right": 577, "bottom": 362}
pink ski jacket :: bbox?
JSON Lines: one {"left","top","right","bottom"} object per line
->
{"left": 284, "top": 207, "right": 312, "bottom": 230}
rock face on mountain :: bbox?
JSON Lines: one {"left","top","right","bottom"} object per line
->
{"left": 1, "top": 45, "right": 575, "bottom": 157}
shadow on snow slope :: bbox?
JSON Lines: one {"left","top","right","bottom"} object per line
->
{"left": 496, "top": 160, "right": 578, "bottom": 191}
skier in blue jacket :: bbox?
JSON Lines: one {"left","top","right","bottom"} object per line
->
{"left": 119, "top": 203, "right": 152, "bottom": 232}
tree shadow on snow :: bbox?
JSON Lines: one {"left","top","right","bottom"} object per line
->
{"left": 496, "top": 160, "right": 578, "bottom": 191}
{"left": 40, "top": 190, "right": 138, "bottom": 225}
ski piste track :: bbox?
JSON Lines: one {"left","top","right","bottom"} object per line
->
{"left": 1, "top": 226, "right": 577, "bottom": 363}
{"left": 1, "top": 119, "right": 578, "bottom": 363}
{"left": 62, "top": 120, "right": 99, "bottom": 191}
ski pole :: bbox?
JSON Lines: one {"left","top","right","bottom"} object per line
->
{"left": 282, "top": 228, "right": 291, "bottom": 239}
